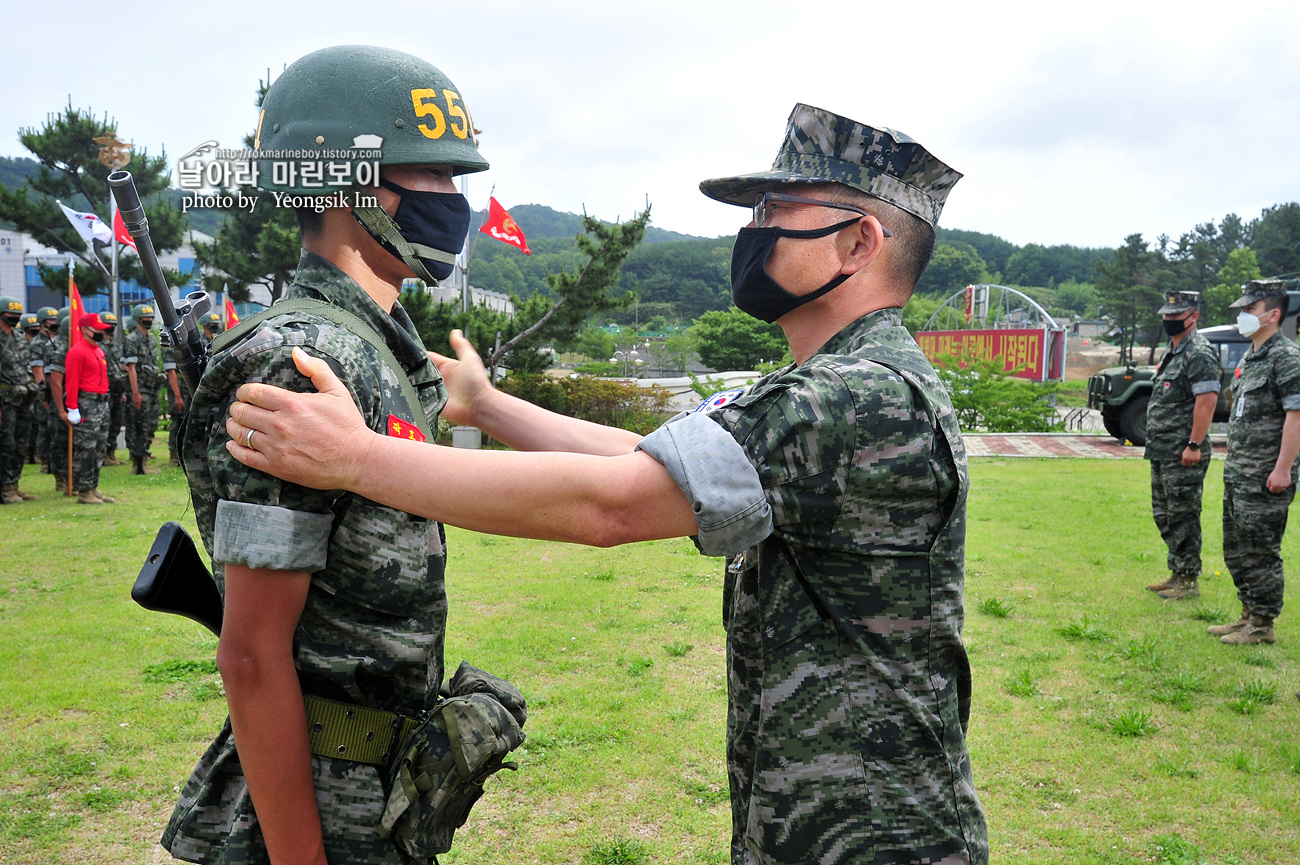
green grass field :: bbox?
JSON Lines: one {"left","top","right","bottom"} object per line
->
{"left": 1, "top": 449, "right": 1297, "bottom": 864}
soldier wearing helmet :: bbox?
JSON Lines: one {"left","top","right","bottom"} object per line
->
{"left": 124, "top": 303, "right": 162, "bottom": 474}
{"left": 31, "top": 307, "right": 58, "bottom": 472}
{"left": 0, "top": 296, "right": 38, "bottom": 503}
{"left": 162, "top": 45, "right": 489, "bottom": 865}
{"left": 228, "top": 104, "right": 988, "bottom": 864}
{"left": 98, "top": 310, "right": 128, "bottom": 467}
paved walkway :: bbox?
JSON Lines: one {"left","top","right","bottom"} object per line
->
{"left": 966, "top": 433, "right": 1227, "bottom": 459}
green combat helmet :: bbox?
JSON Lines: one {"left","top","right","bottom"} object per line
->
{"left": 21, "top": 313, "right": 40, "bottom": 332}
{"left": 199, "top": 311, "right": 224, "bottom": 333}
{"left": 133, "top": 303, "right": 156, "bottom": 325}
{"left": 37, "top": 306, "right": 59, "bottom": 325}
{"left": 254, "top": 45, "right": 489, "bottom": 284}
{"left": 57, "top": 307, "right": 70, "bottom": 324}
{"left": 99, "top": 310, "right": 119, "bottom": 327}
{"left": 0, "top": 296, "right": 22, "bottom": 324}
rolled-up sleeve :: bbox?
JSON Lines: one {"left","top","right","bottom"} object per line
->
{"left": 214, "top": 500, "right": 333, "bottom": 571}
{"left": 637, "top": 412, "right": 771, "bottom": 556}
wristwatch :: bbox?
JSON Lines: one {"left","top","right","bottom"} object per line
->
{"left": 1186, "top": 439, "right": 1202, "bottom": 450}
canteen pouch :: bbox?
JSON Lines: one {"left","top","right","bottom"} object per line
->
{"left": 379, "top": 661, "right": 527, "bottom": 858}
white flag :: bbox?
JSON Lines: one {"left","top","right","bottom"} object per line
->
{"left": 57, "top": 201, "right": 113, "bottom": 245}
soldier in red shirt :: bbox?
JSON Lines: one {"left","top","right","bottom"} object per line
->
{"left": 63, "top": 312, "right": 115, "bottom": 504}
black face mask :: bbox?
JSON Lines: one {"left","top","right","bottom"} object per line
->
{"left": 139, "top": 319, "right": 154, "bottom": 331}
{"left": 729, "top": 218, "right": 859, "bottom": 324}
{"left": 1, "top": 315, "right": 19, "bottom": 328}
{"left": 92, "top": 332, "right": 105, "bottom": 343}
{"left": 375, "top": 179, "right": 471, "bottom": 282}
{"left": 1163, "top": 317, "right": 1192, "bottom": 337}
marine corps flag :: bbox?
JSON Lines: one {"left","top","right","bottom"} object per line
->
{"left": 68, "top": 270, "right": 86, "bottom": 349}
{"left": 224, "top": 295, "right": 240, "bottom": 327}
{"left": 478, "top": 197, "right": 530, "bottom": 255}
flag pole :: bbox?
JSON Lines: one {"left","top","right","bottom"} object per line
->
{"left": 66, "top": 255, "right": 74, "bottom": 497}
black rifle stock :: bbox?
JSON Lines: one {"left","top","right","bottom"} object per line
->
{"left": 107, "top": 170, "right": 224, "bottom": 634}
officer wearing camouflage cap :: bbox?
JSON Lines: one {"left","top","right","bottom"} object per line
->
{"left": 161, "top": 45, "right": 493, "bottom": 865}
{"left": 225, "top": 102, "right": 988, "bottom": 864}
{"left": 1143, "top": 290, "right": 1220, "bottom": 600}
{"left": 1210, "top": 279, "right": 1300, "bottom": 645}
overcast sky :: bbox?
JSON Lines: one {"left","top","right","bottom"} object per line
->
{"left": 4, "top": 0, "right": 1298, "bottom": 250}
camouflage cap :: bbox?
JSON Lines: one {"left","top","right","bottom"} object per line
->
{"left": 699, "top": 103, "right": 962, "bottom": 226}
{"left": 1158, "top": 290, "right": 1200, "bottom": 315}
{"left": 1229, "top": 278, "right": 1297, "bottom": 309}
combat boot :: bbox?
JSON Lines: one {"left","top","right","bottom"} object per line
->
{"left": 1220, "top": 614, "right": 1276, "bottom": 645}
{"left": 1146, "top": 573, "right": 1179, "bottom": 592}
{"left": 103, "top": 451, "right": 124, "bottom": 466}
{"left": 130, "top": 455, "right": 145, "bottom": 475}
{"left": 168, "top": 453, "right": 180, "bottom": 467}
{"left": 1158, "top": 572, "right": 1200, "bottom": 600}
{"left": 14, "top": 487, "right": 38, "bottom": 501}
{"left": 1, "top": 483, "right": 22, "bottom": 504}
{"left": 141, "top": 458, "right": 161, "bottom": 475}
{"left": 39, "top": 459, "right": 49, "bottom": 474}
{"left": 1207, "top": 605, "right": 1251, "bottom": 637}
{"left": 76, "top": 489, "right": 102, "bottom": 505}
{"left": 90, "top": 488, "right": 116, "bottom": 503}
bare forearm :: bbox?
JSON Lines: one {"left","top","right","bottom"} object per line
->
{"left": 1274, "top": 411, "right": 1300, "bottom": 476}
{"left": 126, "top": 365, "right": 139, "bottom": 396}
{"left": 352, "top": 436, "right": 697, "bottom": 545}
{"left": 470, "top": 386, "right": 643, "bottom": 455}
{"left": 1190, "top": 392, "right": 1216, "bottom": 442}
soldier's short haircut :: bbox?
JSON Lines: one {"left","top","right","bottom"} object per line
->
{"left": 1263, "top": 293, "right": 1290, "bottom": 318}
{"left": 295, "top": 207, "right": 324, "bottom": 238}
{"left": 821, "top": 184, "right": 936, "bottom": 297}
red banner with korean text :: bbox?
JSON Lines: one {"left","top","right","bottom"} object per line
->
{"left": 916, "top": 329, "right": 1047, "bottom": 380}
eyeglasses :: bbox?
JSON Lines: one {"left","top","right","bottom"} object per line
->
{"left": 752, "top": 191, "right": 894, "bottom": 236}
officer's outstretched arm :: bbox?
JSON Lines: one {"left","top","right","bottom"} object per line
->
{"left": 227, "top": 349, "right": 701, "bottom": 547}
{"left": 430, "top": 329, "right": 643, "bottom": 456}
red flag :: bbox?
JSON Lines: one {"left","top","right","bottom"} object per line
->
{"left": 478, "top": 197, "right": 530, "bottom": 254}
{"left": 112, "top": 208, "right": 138, "bottom": 251}
{"left": 69, "top": 273, "right": 85, "bottom": 349}
{"left": 224, "top": 296, "right": 240, "bottom": 327}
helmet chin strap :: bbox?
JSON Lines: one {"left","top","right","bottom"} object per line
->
{"left": 351, "top": 202, "right": 457, "bottom": 284}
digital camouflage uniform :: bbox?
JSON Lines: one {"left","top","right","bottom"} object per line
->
{"left": 46, "top": 324, "right": 70, "bottom": 489}
{"left": 0, "top": 323, "right": 36, "bottom": 495}
{"left": 1223, "top": 329, "right": 1300, "bottom": 621}
{"left": 123, "top": 323, "right": 161, "bottom": 460}
{"left": 1143, "top": 330, "right": 1219, "bottom": 578}
{"left": 163, "top": 251, "right": 450, "bottom": 865}
{"left": 102, "top": 331, "right": 127, "bottom": 461}
{"left": 643, "top": 309, "right": 987, "bottom": 865}
{"left": 31, "top": 328, "right": 54, "bottom": 467}
{"left": 162, "top": 340, "right": 192, "bottom": 462}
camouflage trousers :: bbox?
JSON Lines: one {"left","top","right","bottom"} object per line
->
{"left": 1149, "top": 454, "right": 1211, "bottom": 575}
{"left": 106, "top": 385, "right": 125, "bottom": 456}
{"left": 1222, "top": 475, "right": 1293, "bottom": 620}
{"left": 126, "top": 386, "right": 160, "bottom": 458}
{"left": 36, "top": 392, "right": 50, "bottom": 465}
{"left": 16, "top": 394, "right": 39, "bottom": 463}
{"left": 48, "top": 404, "right": 69, "bottom": 486}
{"left": 0, "top": 394, "right": 26, "bottom": 485}
{"left": 167, "top": 389, "right": 189, "bottom": 459}
{"left": 71, "top": 393, "right": 109, "bottom": 492}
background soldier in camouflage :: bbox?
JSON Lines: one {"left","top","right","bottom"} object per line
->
{"left": 18, "top": 313, "right": 42, "bottom": 465}
{"left": 123, "top": 303, "right": 161, "bottom": 475}
{"left": 1143, "top": 291, "right": 1220, "bottom": 600}
{"left": 100, "top": 311, "right": 127, "bottom": 466}
{"left": 228, "top": 104, "right": 988, "bottom": 865}
{"left": 45, "top": 311, "right": 71, "bottom": 492}
{"left": 161, "top": 46, "right": 489, "bottom": 865}
{"left": 1211, "top": 280, "right": 1300, "bottom": 645}
{"left": 63, "top": 313, "right": 115, "bottom": 504}
{"left": 31, "top": 307, "right": 57, "bottom": 472}
{"left": 0, "top": 296, "right": 38, "bottom": 503}
{"left": 163, "top": 311, "right": 222, "bottom": 466}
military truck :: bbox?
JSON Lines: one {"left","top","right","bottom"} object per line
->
{"left": 1087, "top": 290, "right": 1300, "bottom": 446}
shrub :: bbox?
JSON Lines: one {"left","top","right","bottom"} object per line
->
{"left": 932, "top": 345, "right": 1062, "bottom": 433}
{"left": 500, "top": 374, "right": 675, "bottom": 435}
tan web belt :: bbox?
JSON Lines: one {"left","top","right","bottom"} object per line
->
{"left": 303, "top": 694, "right": 422, "bottom": 766}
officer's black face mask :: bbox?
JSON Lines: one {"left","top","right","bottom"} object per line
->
{"left": 1163, "top": 315, "right": 1193, "bottom": 337}
{"left": 378, "top": 179, "right": 471, "bottom": 282}
{"left": 729, "top": 218, "right": 859, "bottom": 323}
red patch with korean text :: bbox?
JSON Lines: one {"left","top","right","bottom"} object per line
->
{"left": 387, "top": 414, "right": 426, "bottom": 442}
